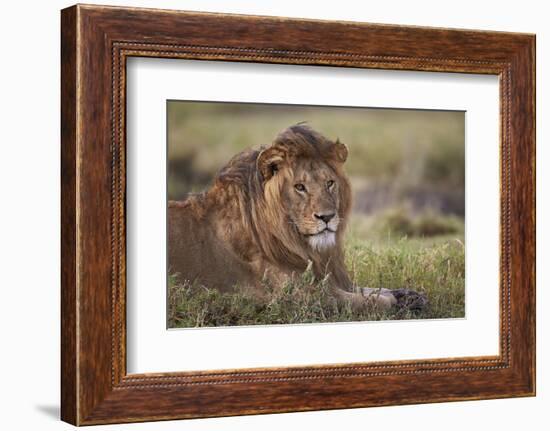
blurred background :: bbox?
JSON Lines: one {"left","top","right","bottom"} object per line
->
{"left": 167, "top": 101, "right": 465, "bottom": 241}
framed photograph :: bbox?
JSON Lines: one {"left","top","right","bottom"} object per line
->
{"left": 61, "top": 4, "right": 535, "bottom": 425}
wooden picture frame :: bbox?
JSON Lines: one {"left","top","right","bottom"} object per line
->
{"left": 61, "top": 4, "right": 535, "bottom": 425}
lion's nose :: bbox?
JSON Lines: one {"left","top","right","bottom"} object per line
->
{"left": 314, "top": 212, "right": 335, "bottom": 224}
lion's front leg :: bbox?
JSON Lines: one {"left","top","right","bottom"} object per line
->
{"left": 332, "top": 287, "right": 396, "bottom": 310}
{"left": 360, "top": 287, "right": 429, "bottom": 311}
{"left": 360, "top": 287, "right": 397, "bottom": 309}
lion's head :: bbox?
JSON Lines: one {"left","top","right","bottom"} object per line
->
{"left": 253, "top": 124, "right": 352, "bottom": 256}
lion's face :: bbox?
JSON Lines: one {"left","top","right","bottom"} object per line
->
{"left": 256, "top": 125, "right": 352, "bottom": 253}
{"left": 282, "top": 159, "right": 342, "bottom": 250}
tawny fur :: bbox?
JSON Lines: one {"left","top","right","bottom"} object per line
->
{"left": 168, "top": 124, "right": 394, "bottom": 308}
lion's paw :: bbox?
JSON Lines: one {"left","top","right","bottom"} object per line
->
{"left": 360, "top": 287, "right": 397, "bottom": 310}
{"left": 360, "top": 287, "right": 428, "bottom": 311}
{"left": 391, "top": 288, "right": 428, "bottom": 311}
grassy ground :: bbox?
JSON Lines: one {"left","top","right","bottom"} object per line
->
{"left": 168, "top": 214, "right": 465, "bottom": 328}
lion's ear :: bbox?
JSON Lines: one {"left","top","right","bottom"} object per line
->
{"left": 257, "top": 147, "right": 285, "bottom": 181}
{"left": 330, "top": 139, "right": 348, "bottom": 163}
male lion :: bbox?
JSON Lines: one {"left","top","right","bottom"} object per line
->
{"left": 168, "top": 124, "right": 413, "bottom": 309}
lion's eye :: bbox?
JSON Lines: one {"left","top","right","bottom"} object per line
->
{"left": 326, "top": 180, "right": 335, "bottom": 189}
{"left": 294, "top": 183, "right": 306, "bottom": 192}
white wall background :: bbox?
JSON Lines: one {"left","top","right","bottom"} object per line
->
{"left": 0, "top": 0, "right": 546, "bottom": 429}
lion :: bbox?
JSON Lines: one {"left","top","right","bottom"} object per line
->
{"left": 168, "top": 124, "right": 418, "bottom": 310}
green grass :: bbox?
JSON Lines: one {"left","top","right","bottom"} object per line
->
{"left": 167, "top": 216, "right": 465, "bottom": 328}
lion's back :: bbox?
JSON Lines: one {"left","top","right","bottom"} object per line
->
{"left": 167, "top": 196, "right": 256, "bottom": 291}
